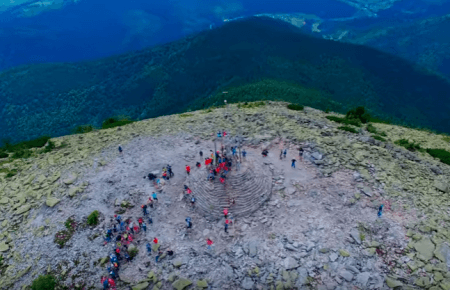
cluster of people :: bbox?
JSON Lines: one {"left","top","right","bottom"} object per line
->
{"left": 161, "top": 165, "right": 173, "bottom": 180}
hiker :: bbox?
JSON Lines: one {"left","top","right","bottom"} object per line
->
{"left": 223, "top": 208, "right": 228, "bottom": 219}
{"left": 118, "top": 145, "right": 122, "bottom": 154}
{"left": 148, "top": 198, "right": 154, "bottom": 208}
{"left": 146, "top": 243, "right": 152, "bottom": 254}
{"left": 283, "top": 149, "right": 287, "bottom": 158}
{"left": 186, "top": 187, "right": 192, "bottom": 195}
{"left": 299, "top": 147, "right": 304, "bottom": 162}
{"left": 280, "top": 150, "right": 283, "bottom": 160}
{"left": 206, "top": 238, "right": 214, "bottom": 250}
{"left": 138, "top": 217, "right": 143, "bottom": 228}
{"left": 162, "top": 171, "right": 167, "bottom": 180}
{"left": 153, "top": 237, "right": 159, "bottom": 244}
{"left": 167, "top": 249, "right": 174, "bottom": 256}
{"left": 102, "top": 277, "right": 109, "bottom": 289}
{"left": 262, "top": 149, "right": 268, "bottom": 157}
{"left": 129, "top": 221, "right": 135, "bottom": 234}
{"left": 217, "top": 131, "right": 222, "bottom": 138}
{"left": 167, "top": 165, "right": 174, "bottom": 177}
{"left": 191, "top": 196, "right": 196, "bottom": 207}
{"left": 148, "top": 217, "right": 153, "bottom": 225}
{"left": 116, "top": 234, "right": 122, "bottom": 242}
{"left": 378, "top": 204, "right": 384, "bottom": 218}
{"left": 142, "top": 204, "right": 148, "bottom": 216}
{"left": 115, "top": 248, "right": 121, "bottom": 260}
{"left": 186, "top": 217, "right": 192, "bottom": 228}
{"left": 109, "top": 269, "right": 118, "bottom": 279}
{"left": 115, "top": 215, "right": 121, "bottom": 224}
{"left": 291, "top": 159, "right": 296, "bottom": 168}
{"left": 225, "top": 219, "right": 229, "bottom": 233}
{"left": 108, "top": 278, "right": 116, "bottom": 289}
{"left": 186, "top": 165, "right": 191, "bottom": 175}
{"left": 196, "top": 161, "right": 201, "bottom": 168}
{"left": 148, "top": 173, "right": 156, "bottom": 181}
{"left": 132, "top": 225, "right": 139, "bottom": 235}
{"left": 152, "top": 192, "right": 158, "bottom": 203}
{"left": 142, "top": 222, "right": 147, "bottom": 232}
{"left": 124, "top": 252, "right": 131, "bottom": 263}
{"left": 155, "top": 250, "right": 162, "bottom": 263}
{"left": 113, "top": 224, "right": 117, "bottom": 233}
{"left": 120, "top": 221, "right": 125, "bottom": 231}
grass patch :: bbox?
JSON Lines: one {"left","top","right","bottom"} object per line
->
{"left": 180, "top": 113, "right": 194, "bottom": 118}
{"left": 338, "top": 126, "right": 359, "bottom": 134}
{"left": 287, "top": 103, "right": 304, "bottom": 111}
{"left": 11, "top": 149, "right": 33, "bottom": 159}
{"left": 54, "top": 217, "right": 77, "bottom": 248}
{"left": 426, "top": 149, "right": 450, "bottom": 165}
{"left": 372, "top": 135, "right": 386, "bottom": 142}
{"left": 31, "top": 274, "right": 56, "bottom": 290}
{"left": 87, "top": 210, "right": 99, "bottom": 226}
{"left": 101, "top": 117, "right": 134, "bottom": 130}
{"left": 73, "top": 125, "right": 94, "bottom": 134}
{"left": 366, "top": 124, "right": 387, "bottom": 136}
{"left": 5, "top": 169, "right": 18, "bottom": 178}
{"left": 442, "top": 135, "right": 450, "bottom": 143}
{"left": 394, "top": 139, "right": 424, "bottom": 152}
{"left": 326, "top": 116, "right": 361, "bottom": 127}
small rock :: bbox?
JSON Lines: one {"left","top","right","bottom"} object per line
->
{"left": 339, "top": 249, "right": 350, "bottom": 257}
{"left": 339, "top": 270, "right": 354, "bottom": 282}
{"left": 196, "top": 279, "right": 208, "bottom": 288}
{"left": 46, "top": 197, "right": 60, "bottom": 207}
{"left": 311, "top": 152, "right": 323, "bottom": 160}
{"left": 284, "top": 257, "right": 299, "bottom": 270}
{"left": 172, "top": 278, "right": 192, "bottom": 290}
{"left": 385, "top": 277, "right": 403, "bottom": 288}
{"left": 242, "top": 277, "right": 254, "bottom": 289}
{"left": 132, "top": 282, "right": 149, "bottom": 290}
{"left": 360, "top": 187, "right": 372, "bottom": 197}
{"left": 350, "top": 229, "right": 361, "bottom": 245}
{"left": 356, "top": 272, "right": 370, "bottom": 287}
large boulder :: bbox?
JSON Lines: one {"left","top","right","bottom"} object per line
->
{"left": 414, "top": 237, "right": 435, "bottom": 261}
{"left": 434, "top": 243, "right": 450, "bottom": 267}
{"left": 15, "top": 205, "right": 31, "bottom": 215}
{"left": 172, "top": 278, "right": 192, "bottom": 290}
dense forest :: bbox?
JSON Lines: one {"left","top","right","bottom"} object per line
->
{"left": 1, "top": 17, "right": 450, "bottom": 142}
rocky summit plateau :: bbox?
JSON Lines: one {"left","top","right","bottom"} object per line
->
{"left": 1, "top": 102, "right": 450, "bottom": 290}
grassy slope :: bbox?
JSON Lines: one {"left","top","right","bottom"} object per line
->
{"left": 1, "top": 17, "right": 450, "bottom": 143}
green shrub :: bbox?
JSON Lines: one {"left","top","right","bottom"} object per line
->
{"left": 395, "top": 139, "right": 423, "bottom": 152}
{"left": 129, "top": 247, "right": 139, "bottom": 258}
{"left": 326, "top": 116, "right": 361, "bottom": 127}
{"left": 87, "top": 210, "right": 99, "bottom": 226}
{"left": 346, "top": 106, "right": 371, "bottom": 124}
{"left": 372, "top": 135, "right": 386, "bottom": 142}
{"left": 426, "top": 149, "right": 450, "bottom": 165}
{"left": 338, "top": 126, "right": 358, "bottom": 133}
{"left": 101, "top": 117, "right": 134, "bottom": 130}
{"left": 64, "top": 217, "right": 77, "bottom": 233}
{"left": 31, "top": 274, "right": 56, "bottom": 290}
{"left": 366, "top": 124, "right": 377, "bottom": 134}
{"left": 180, "top": 113, "right": 194, "bottom": 118}
{"left": 287, "top": 104, "right": 304, "bottom": 111}
{"left": 0, "top": 152, "right": 8, "bottom": 158}
{"left": 73, "top": 125, "right": 94, "bottom": 134}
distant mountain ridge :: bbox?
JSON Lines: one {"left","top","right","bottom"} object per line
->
{"left": 1, "top": 17, "right": 450, "bottom": 143}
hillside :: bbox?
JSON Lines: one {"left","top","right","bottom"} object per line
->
{"left": 1, "top": 102, "right": 450, "bottom": 289}
{"left": 2, "top": 17, "right": 450, "bottom": 143}
{"left": 341, "top": 13, "right": 450, "bottom": 79}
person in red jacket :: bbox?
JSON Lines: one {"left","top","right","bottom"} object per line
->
{"left": 108, "top": 278, "right": 116, "bottom": 288}
{"left": 223, "top": 208, "right": 228, "bottom": 219}
{"left": 153, "top": 237, "right": 159, "bottom": 244}
{"left": 186, "top": 165, "right": 191, "bottom": 175}
{"left": 206, "top": 238, "right": 213, "bottom": 250}
{"left": 138, "top": 218, "right": 143, "bottom": 228}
